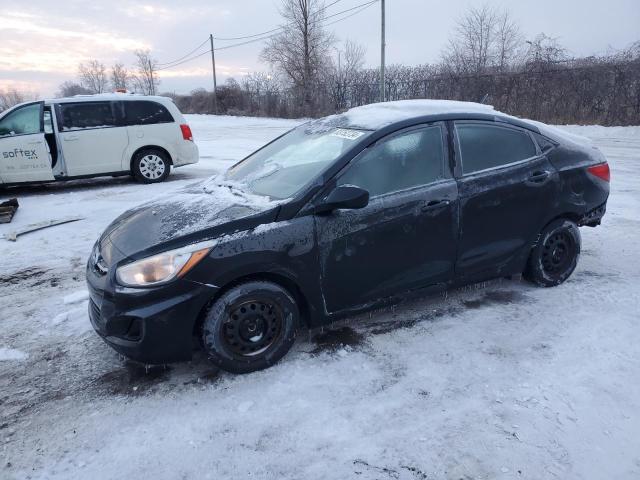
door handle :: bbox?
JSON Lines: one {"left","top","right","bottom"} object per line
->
{"left": 421, "top": 199, "right": 450, "bottom": 212}
{"left": 27, "top": 140, "right": 42, "bottom": 145}
{"left": 527, "top": 170, "right": 550, "bottom": 183}
{"left": 64, "top": 134, "right": 79, "bottom": 141}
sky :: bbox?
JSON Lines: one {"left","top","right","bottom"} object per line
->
{"left": 1, "top": 0, "right": 639, "bottom": 97}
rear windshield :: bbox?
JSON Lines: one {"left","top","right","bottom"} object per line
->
{"left": 225, "top": 125, "right": 372, "bottom": 199}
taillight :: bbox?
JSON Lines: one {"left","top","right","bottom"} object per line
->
{"left": 587, "top": 163, "right": 610, "bottom": 182}
{"left": 180, "top": 124, "right": 193, "bottom": 141}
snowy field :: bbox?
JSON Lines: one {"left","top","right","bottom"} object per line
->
{"left": 1, "top": 115, "right": 639, "bottom": 480}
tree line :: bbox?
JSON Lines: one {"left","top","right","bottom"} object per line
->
{"left": 2, "top": 2, "right": 639, "bottom": 125}
{"left": 168, "top": 2, "right": 639, "bottom": 126}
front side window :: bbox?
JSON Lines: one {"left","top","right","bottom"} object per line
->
{"left": 225, "top": 125, "right": 372, "bottom": 199}
{"left": 0, "top": 103, "right": 41, "bottom": 137}
{"left": 456, "top": 123, "right": 537, "bottom": 174}
{"left": 60, "top": 102, "right": 116, "bottom": 131}
{"left": 124, "top": 101, "right": 174, "bottom": 125}
{"left": 338, "top": 126, "right": 445, "bottom": 197}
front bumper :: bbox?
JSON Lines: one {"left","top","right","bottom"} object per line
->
{"left": 87, "top": 260, "right": 218, "bottom": 364}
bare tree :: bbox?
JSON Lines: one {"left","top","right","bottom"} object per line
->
{"left": 326, "top": 40, "right": 366, "bottom": 109}
{"left": 133, "top": 49, "right": 160, "bottom": 95}
{"left": 78, "top": 60, "right": 108, "bottom": 93}
{"left": 260, "top": 0, "right": 334, "bottom": 115}
{"left": 441, "top": 4, "right": 521, "bottom": 74}
{"left": 523, "top": 33, "right": 568, "bottom": 66}
{"left": 111, "top": 63, "right": 130, "bottom": 91}
{"left": 56, "top": 81, "right": 92, "bottom": 98}
{"left": 0, "top": 88, "right": 29, "bottom": 112}
{"left": 495, "top": 10, "right": 523, "bottom": 71}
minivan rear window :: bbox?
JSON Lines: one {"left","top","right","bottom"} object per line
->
{"left": 60, "top": 102, "right": 116, "bottom": 131}
{"left": 124, "top": 101, "right": 174, "bottom": 125}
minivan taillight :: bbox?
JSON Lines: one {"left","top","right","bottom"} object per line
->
{"left": 587, "top": 163, "right": 610, "bottom": 182}
{"left": 180, "top": 124, "right": 193, "bottom": 141}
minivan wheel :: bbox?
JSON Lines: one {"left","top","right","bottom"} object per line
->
{"left": 132, "top": 149, "right": 170, "bottom": 183}
{"left": 524, "top": 219, "right": 581, "bottom": 287}
{"left": 202, "top": 281, "right": 299, "bottom": 374}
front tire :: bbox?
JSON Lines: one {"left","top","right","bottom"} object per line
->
{"left": 202, "top": 281, "right": 299, "bottom": 374}
{"left": 524, "top": 219, "right": 581, "bottom": 287}
{"left": 132, "top": 149, "right": 170, "bottom": 184}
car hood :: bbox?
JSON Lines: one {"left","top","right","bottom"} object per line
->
{"left": 99, "top": 180, "right": 282, "bottom": 261}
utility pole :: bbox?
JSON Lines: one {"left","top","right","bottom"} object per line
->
{"left": 380, "top": 0, "right": 386, "bottom": 102}
{"left": 210, "top": 33, "right": 218, "bottom": 113}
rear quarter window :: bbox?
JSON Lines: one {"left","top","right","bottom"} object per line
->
{"left": 456, "top": 123, "right": 537, "bottom": 174}
{"left": 124, "top": 101, "right": 174, "bottom": 125}
{"left": 60, "top": 102, "right": 116, "bottom": 131}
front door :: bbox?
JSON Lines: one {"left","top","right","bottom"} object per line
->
{"left": 0, "top": 101, "right": 54, "bottom": 183}
{"left": 315, "top": 124, "right": 458, "bottom": 314}
{"left": 57, "top": 101, "right": 129, "bottom": 176}
{"left": 453, "top": 121, "right": 558, "bottom": 281}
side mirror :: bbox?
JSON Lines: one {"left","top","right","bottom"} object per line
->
{"left": 315, "top": 185, "right": 369, "bottom": 214}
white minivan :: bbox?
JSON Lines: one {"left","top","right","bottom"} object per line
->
{"left": 0, "top": 94, "right": 198, "bottom": 186}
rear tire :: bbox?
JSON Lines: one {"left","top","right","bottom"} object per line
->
{"left": 524, "top": 219, "right": 581, "bottom": 287}
{"left": 202, "top": 281, "right": 299, "bottom": 374}
{"left": 132, "top": 149, "right": 170, "bottom": 184}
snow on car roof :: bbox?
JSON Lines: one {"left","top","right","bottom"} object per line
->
{"left": 51, "top": 93, "right": 173, "bottom": 104}
{"left": 317, "top": 99, "right": 594, "bottom": 146}
{"left": 321, "top": 99, "right": 497, "bottom": 129}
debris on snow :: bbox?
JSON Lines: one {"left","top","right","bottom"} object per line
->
{"left": 0, "top": 198, "right": 19, "bottom": 223}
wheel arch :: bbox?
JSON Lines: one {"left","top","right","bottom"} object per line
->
{"left": 192, "top": 271, "right": 314, "bottom": 337}
{"left": 130, "top": 145, "right": 174, "bottom": 170}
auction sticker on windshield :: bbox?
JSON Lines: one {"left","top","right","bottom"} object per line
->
{"left": 330, "top": 128, "right": 366, "bottom": 140}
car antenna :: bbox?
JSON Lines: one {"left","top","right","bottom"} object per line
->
{"left": 479, "top": 93, "right": 490, "bottom": 104}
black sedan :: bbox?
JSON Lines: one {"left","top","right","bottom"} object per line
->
{"left": 87, "top": 100, "right": 610, "bottom": 373}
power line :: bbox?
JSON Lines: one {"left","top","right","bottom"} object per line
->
{"left": 157, "top": 37, "right": 210, "bottom": 66}
{"left": 156, "top": 49, "right": 212, "bottom": 71}
{"left": 156, "top": 0, "right": 378, "bottom": 71}
{"left": 325, "top": 0, "right": 377, "bottom": 27}
{"left": 213, "top": 0, "right": 346, "bottom": 41}
{"left": 214, "top": 0, "right": 378, "bottom": 51}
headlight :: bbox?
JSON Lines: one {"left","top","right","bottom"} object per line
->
{"left": 116, "top": 241, "right": 214, "bottom": 287}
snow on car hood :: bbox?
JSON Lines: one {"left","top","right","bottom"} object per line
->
{"left": 100, "top": 177, "right": 283, "bottom": 259}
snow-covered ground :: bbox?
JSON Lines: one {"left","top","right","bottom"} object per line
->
{"left": 0, "top": 116, "right": 639, "bottom": 480}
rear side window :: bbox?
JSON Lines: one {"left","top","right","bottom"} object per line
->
{"left": 456, "top": 123, "right": 537, "bottom": 174}
{"left": 60, "top": 102, "right": 116, "bottom": 131}
{"left": 339, "top": 126, "right": 445, "bottom": 197}
{"left": 124, "top": 101, "right": 174, "bottom": 125}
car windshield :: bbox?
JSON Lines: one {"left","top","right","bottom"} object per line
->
{"left": 225, "top": 124, "right": 371, "bottom": 199}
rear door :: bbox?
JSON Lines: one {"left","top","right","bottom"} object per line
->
{"left": 57, "top": 101, "right": 129, "bottom": 176}
{"left": 453, "top": 121, "right": 558, "bottom": 281}
{"left": 0, "top": 101, "right": 54, "bottom": 183}
{"left": 315, "top": 124, "right": 458, "bottom": 313}
{"left": 123, "top": 100, "right": 176, "bottom": 153}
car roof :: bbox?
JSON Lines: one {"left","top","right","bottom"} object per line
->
{"left": 318, "top": 99, "right": 499, "bottom": 130}
{"left": 47, "top": 93, "right": 173, "bottom": 105}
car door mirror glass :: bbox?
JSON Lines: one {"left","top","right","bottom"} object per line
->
{"left": 315, "top": 185, "right": 369, "bottom": 214}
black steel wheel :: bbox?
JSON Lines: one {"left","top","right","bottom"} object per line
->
{"left": 524, "top": 219, "right": 581, "bottom": 287}
{"left": 222, "top": 298, "right": 283, "bottom": 358}
{"left": 202, "top": 281, "right": 299, "bottom": 374}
